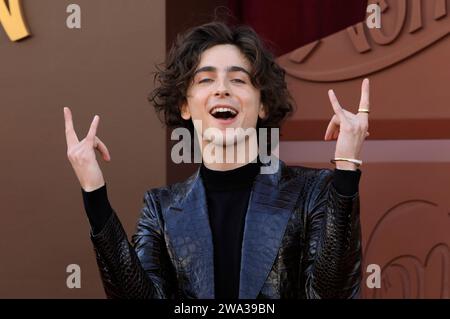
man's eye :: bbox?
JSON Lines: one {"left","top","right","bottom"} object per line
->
{"left": 232, "top": 79, "right": 246, "bottom": 84}
{"left": 199, "top": 78, "right": 212, "bottom": 83}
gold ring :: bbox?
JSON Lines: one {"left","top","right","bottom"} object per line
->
{"left": 358, "top": 108, "right": 370, "bottom": 113}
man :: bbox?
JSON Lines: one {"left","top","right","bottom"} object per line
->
{"left": 64, "top": 21, "right": 368, "bottom": 299}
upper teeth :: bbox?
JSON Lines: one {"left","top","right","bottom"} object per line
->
{"left": 211, "top": 107, "right": 237, "bottom": 115}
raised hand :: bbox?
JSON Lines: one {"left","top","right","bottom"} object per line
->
{"left": 64, "top": 107, "right": 111, "bottom": 191}
{"left": 324, "top": 78, "right": 370, "bottom": 170}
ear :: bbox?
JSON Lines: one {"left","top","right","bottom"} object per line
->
{"left": 180, "top": 102, "right": 191, "bottom": 120}
{"left": 258, "top": 103, "right": 267, "bottom": 120}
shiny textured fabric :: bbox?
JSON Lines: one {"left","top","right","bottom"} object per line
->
{"left": 90, "top": 160, "right": 362, "bottom": 299}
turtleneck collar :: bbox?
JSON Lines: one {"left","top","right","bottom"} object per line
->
{"left": 200, "top": 159, "right": 261, "bottom": 191}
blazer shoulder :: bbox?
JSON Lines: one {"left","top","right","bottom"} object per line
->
{"left": 143, "top": 171, "right": 198, "bottom": 213}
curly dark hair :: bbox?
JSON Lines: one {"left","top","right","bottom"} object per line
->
{"left": 148, "top": 21, "right": 294, "bottom": 134}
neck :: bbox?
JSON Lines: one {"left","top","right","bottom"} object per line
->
{"left": 201, "top": 138, "right": 259, "bottom": 171}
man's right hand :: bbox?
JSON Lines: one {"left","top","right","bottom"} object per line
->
{"left": 64, "top": 107, "right": 111, "bottom": 192}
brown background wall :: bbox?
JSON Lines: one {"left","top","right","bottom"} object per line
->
{"left": 0, "top": 0, "right": 166, "bottom": 298}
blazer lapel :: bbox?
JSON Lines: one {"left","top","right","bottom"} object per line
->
{"left": 239, "top": 160, "right": 303, "bottom": 298}
{"left": 166, "top": 169, "right": 215, "bottom": 299}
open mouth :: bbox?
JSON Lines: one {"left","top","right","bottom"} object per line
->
{"left": 209, "top": 106, "right": 238, "bottom": 120}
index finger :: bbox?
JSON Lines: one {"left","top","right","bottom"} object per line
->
{"left": 328, "top": 89, "right": 346, "bottom": 120}
{"left": 64, "top": 107, "right": 79, "bottom": 147}
{"left": 359, "top": 78, "right": 370, "bottom": 111}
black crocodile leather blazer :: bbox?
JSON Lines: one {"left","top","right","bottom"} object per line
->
{"left": 90, "top": 160, "right": 362, "bottom": 299}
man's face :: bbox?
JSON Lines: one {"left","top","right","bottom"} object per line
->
{"left": 181, "top": 44, "right": 266, "bottom": 145}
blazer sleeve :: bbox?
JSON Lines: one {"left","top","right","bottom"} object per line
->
{"left": 302, "top": 169, "right": 362, "bottom": 299}
{"left": 90, "top": 190, "right": 177, "bottom": 299}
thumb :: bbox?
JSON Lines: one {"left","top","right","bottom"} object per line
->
{"left": 94, "top": 136, "right": 111, "bottom": 162}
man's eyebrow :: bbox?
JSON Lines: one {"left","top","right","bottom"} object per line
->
{"left": 193, "top": 66, "right": 251, "bottom": 76}
{"left": 227, "top": 66, "right": 251, "bottom": 76}
{"left": 193, "top": 66, "right": 216, "bottom": 75}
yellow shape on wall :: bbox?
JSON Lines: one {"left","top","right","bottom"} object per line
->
{"left": 0, "top": 0, "right": 30, "bottom": 41}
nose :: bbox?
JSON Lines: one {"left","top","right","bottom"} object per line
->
{"left": 215, "top": 89, "right": 230, "bottom": 97}
{"left": 214, "top": 80, "right": 230, "bottom": 97}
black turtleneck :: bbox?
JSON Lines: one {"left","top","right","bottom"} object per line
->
{"left": 200, "top": 160, "right": 260, "bottom": 299}
{"left": 81, "top": 163, "right": 360, "bottom": 299}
